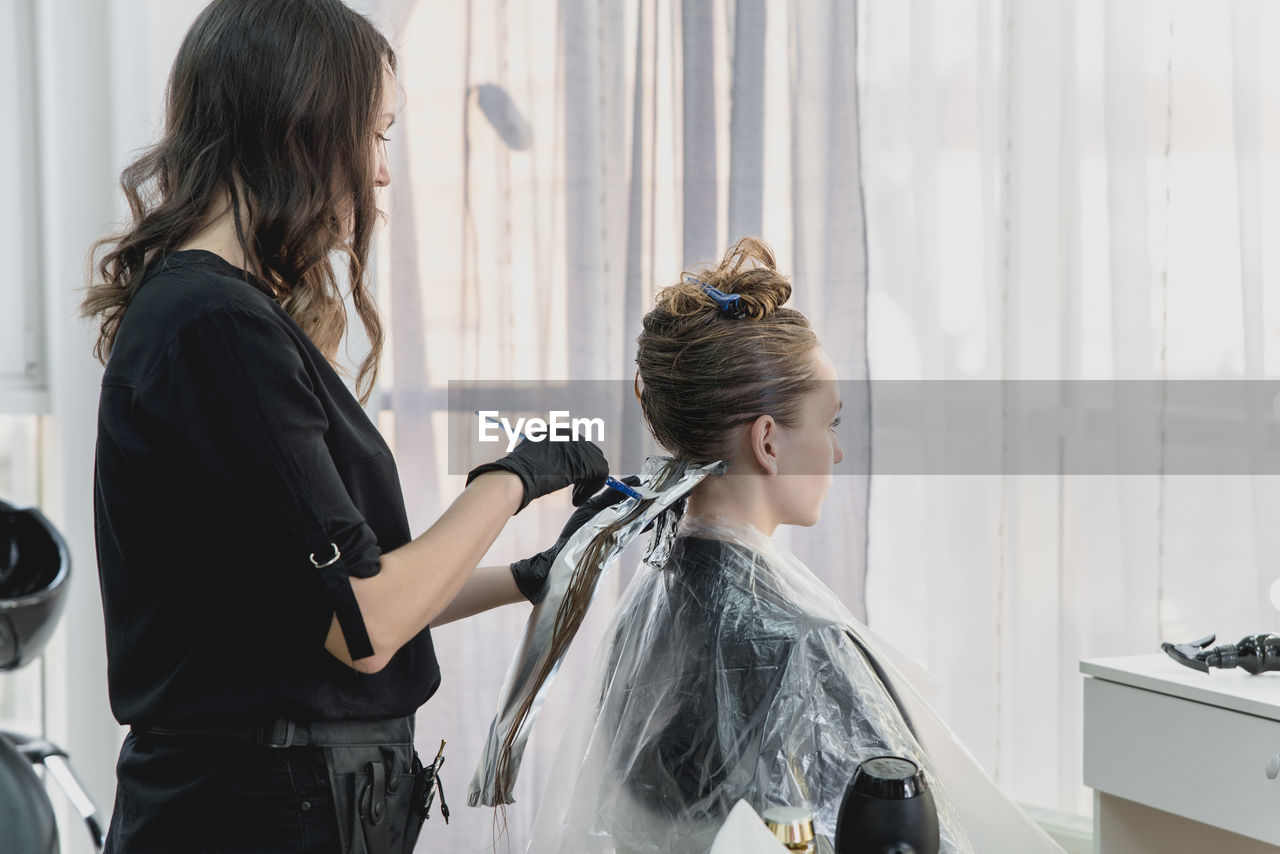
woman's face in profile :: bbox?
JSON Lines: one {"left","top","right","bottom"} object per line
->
{"left": 341, "top": 64, "right": 396, "bottom": 239}
{"left": 770, "top": 346, "right": 844, "bottom": 527}
{"left": 372, "top": 64, "right": 396, "bottom": 190}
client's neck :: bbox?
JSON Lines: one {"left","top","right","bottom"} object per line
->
{"left": 684, "top": 473, "right": 778, "bottom": 537}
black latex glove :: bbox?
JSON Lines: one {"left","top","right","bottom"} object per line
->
{"left": 510, "top": 476, "right": 641, "bottom": 604}
{"left": 465, "top": 437, "right": 610, "bottom": 514}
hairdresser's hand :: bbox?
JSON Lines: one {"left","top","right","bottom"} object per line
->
{"left": 509, "top": 476, "right": 640, "bottom": 604}
{"left": 466, "top": 437, "right": 610, "bottom": 514}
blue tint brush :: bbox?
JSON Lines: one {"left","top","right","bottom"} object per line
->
{"left": 474, "top": 411, "right": 645, "bottom": 502}
{"left": 603, "top": 477, "right": 644, "bottom": 501}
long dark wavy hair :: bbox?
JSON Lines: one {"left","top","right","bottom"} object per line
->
{"left": 83, "top": 0, "right": 394, "bottom": 402}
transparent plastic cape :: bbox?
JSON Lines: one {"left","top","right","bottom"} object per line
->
{"left": 527, "top": 513, "right": 1065, "bottom": 854}
{"left": 468, "top": 457, "right": 729, "bottom": 807}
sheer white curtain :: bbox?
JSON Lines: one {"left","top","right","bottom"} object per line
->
{"left": 374, "top": 0, "right": 869, "bottom": 848}
{"left": 861, "top": 0, "right": 1280, "bottom": 817}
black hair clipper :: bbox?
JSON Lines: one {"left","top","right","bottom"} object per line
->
{"left": 1162, "top": 633, "right": 1280, "bottom": 675}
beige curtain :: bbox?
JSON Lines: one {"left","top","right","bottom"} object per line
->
{"left": 375, "top": 0, "right": 870, "bottom": 847}
{"left": 860, "top": 0, "right": 1280, "bottom": 818}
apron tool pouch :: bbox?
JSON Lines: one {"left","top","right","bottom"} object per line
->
{"left": 305, "top": 718, "right": 431, "bottom": 854}
{"left": 136, "top": 716, "right": 438, "bottom": 854}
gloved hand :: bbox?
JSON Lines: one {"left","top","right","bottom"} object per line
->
{"left": 466, "top": 437, "right": 610, "bottom": 514}
{"left": 510, "top": 476, "right": 641, "bottom": 603}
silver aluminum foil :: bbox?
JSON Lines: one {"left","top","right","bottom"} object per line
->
{"left": 467, "top": 457, "right": 728, "bottom": 807}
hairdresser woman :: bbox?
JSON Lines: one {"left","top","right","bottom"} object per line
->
{"left": 81, "top": 1, "right": 616, "bottom": 852}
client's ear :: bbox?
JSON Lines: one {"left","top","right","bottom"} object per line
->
{"left": 748, "top": 414, "right": 780, "bottom": 475}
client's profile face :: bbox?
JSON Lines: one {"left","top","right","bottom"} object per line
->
{"left": 771, "top": 347, "right": 844, "bottom": 527}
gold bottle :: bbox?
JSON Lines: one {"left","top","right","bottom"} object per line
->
{"left": 762, "top": 805, "right": 816, "bottom": 853}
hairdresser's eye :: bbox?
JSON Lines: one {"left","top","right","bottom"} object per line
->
{"left": 830, "top": 416, "right": 842, "bottom": 431}
{"left": 376, "top": 133, "right": 391, "bottom": 144}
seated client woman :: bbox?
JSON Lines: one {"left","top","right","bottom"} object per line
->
{"left": 526, "top": 238, "right": 1063, "bottom": 854}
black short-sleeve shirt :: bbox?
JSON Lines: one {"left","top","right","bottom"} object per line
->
{"left": 93, "top": 250, "right": 440, "bottom": 726}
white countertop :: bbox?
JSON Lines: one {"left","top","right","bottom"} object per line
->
{"left": 1080, "top": 653, "right": 1280, "bottom": 722}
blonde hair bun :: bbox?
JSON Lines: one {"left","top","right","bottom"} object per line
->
{"left": 655, "top": 237, "right": 793, "bottom": 321}
{"left": 636, "top": 236, "right": 819, "bottom": 465}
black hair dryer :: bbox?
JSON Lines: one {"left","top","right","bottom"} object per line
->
{"left": 833, "top": 756, "right": 940, "bottom": 854}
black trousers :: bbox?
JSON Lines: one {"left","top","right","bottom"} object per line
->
{"left": 105, "top": 730, "right": 341, "bottom": 853}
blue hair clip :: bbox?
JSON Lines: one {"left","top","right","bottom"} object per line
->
{"left": 683, "top": 275, "right": 745, "bottom": 319}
